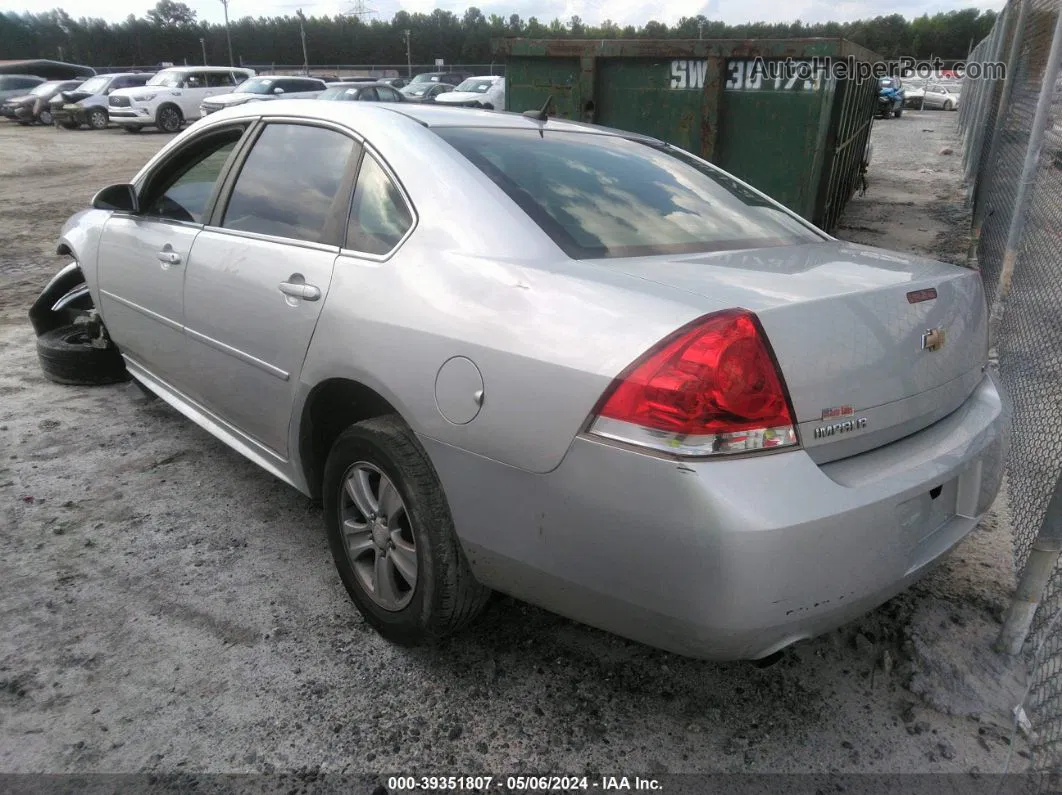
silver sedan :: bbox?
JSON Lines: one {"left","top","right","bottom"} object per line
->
{"left": 30, "top": 101, "right": 1008, "bottom": 660}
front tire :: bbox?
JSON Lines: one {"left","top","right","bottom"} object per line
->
{"left": 156, "top": 105, "right": 182, "bottom": 133}
{"left": 894, "top": 107, "right": 903, "bottom": 118}
{"left": 322, "top": 416, "right": 491, "bottom": 646}
{"left": 944, "top": 100, "right": 954, "bottom": 111}
{"left": 36, "top": 324, "right": 128, "bottom": 386}
{"left": 37, "top": 109, "right": 53, "bottom": 125}
{"left": 87, "top": 108, "right": 108, "bottom": 129}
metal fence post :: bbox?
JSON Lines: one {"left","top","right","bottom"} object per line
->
{"left": 967, "top": 0, "right": 1029, "bottom": 265}
{"left": 988, "top": 2, "right": 1062, "bottom": 348}
{"left": 998, "top": 473, "right": 1062, "bottom": 654}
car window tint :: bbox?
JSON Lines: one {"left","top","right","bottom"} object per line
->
{"left": 345, "top": 154, "right": 413, "bottom": 255}
{"left": 206, "top": 73, "right": 232, "bottom": 88}
{"left": 223, "top": 123, "right": 356, "bottom": 243}
{"left": 143, "top": 134, "right": 242, "bottom": 224}
{"left": 359, "top": 88, "right": 378, "bottom": 102}
{"left": 436, "top": 128, "right": 822, "bottom": 259}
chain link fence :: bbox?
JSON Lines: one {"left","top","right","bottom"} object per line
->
{"left": 959, "top": 0, "right": 1062, "bottom": 780}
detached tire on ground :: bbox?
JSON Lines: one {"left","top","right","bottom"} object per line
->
{"left": 322, "top": 415, "right": 491, "bottom": 646}
{"left": 36, "top": 324, "right": 129, "bottom": 386}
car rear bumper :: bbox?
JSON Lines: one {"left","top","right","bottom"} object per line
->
{"left": 423, "top": 368, "right": 1008, "bottom": 660}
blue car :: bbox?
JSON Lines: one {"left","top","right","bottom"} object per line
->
{"left": 878, "top": 76, "right": 905, "bottom": 118}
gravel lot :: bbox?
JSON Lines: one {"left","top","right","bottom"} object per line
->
{"left": 0, "top": 113, "right": 1028, "bottom": 782}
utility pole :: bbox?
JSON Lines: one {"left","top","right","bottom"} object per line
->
{"left": 220, "top": 0, "right": 234, "bottom": 67}
{"left": 200, "top": 37, "right": 208, "bottom": 65}
{"left": 698, "top": 21, "right": 704, "bottom": 40}
{"left": 297, "top": 9, "right": 309, "bottom": 75}
{"left": 403, "top": 29, "right": 411, "bottom": 77}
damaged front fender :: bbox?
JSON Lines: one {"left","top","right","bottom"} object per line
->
{"left": 28, "top": 260, "right": 93, "bottom": 336}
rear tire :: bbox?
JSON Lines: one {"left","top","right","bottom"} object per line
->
{"left": 87, "top": 108, "right": 108, "bottom": 129}
{"left": 36, "top": 324, "right": 129, "bottom": 386}
{"left": 322, "top": 415, "right": 491, "bottom": 646}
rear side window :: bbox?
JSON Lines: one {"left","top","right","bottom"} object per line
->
{"left": 435, "top": 128, "right": 823, "bottom": 260}
{"left": 204, "top": 72, "right": 232, "bottom": 88}
{"left": 222, "top": 123, "right": 357, "bottom": 243}
{"left": 345, "top": 154, "right": 413, "bottom": 255}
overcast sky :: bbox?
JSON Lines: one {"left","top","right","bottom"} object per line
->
{"left": 2, "top": 0, "right": 1005, "bottom": 28}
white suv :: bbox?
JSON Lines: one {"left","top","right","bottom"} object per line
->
{"left": 108, "top": 66, "right": 255, "bottom": 133}
{"left": 200, "top": 76, "right": 327, "bottom": 117}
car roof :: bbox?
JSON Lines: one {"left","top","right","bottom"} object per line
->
{"left": 204, "top": 98, "right": 652, "bottom": 141}
{"left": 325, "top": 81, "right": 393, "bottom": 89}
{"left": 161, "top": 66, "right": 253, "bottom": 74}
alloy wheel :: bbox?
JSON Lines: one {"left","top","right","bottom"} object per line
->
{"left": 88, "top": 109, "right": 108, "bottom": 129}
{"left": 338, "top": 461, "right": 418, "bottom": 611}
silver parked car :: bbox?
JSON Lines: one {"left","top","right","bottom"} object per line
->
{"left": 921, "top": 83, "right": 961, "bottom": 111}
{"left": 30, "top": 101, "right": 1008, "bottom": 661}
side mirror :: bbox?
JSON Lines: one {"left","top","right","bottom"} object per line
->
{"left": 273, "top": 87, "right": 285, "bottom": 95}
{"left": 92, "top": 184, "right": 139, "bottom": 213}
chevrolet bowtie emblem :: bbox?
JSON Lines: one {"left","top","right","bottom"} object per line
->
{"left": 921, "top": 327, "right": 946, "bottom": 352}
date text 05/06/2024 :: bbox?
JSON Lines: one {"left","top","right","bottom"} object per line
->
{"left": 386, "top": 775, "right": 664, "bottom": 792}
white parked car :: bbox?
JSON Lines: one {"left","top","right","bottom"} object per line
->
{"left": 108, "top": 66, "right": 255, "bottom": 133}
{"left": 433, "top": 76, "right": 505, "bottom": 110}
{"left": 200, "top": 76, "right": 327, "bottom": 117}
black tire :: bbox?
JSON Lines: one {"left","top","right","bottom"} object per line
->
{"left": 87, "top": 108, "right": 108, "bottom": 130}
{"left": 156, "top": 105, "right": 182, "bottom": 133}
{"left": 894, "top": 107, "right": 903, "bottom": 118}
{"left": 37, "top": 109, "right": 53, "bottom": 126}
{"left": 944, "top": 100, "right": 954, "bottom": 111}
{"left": 322, "top": 415, "right": 491, "bottom": 645}
{"left": 123, "top": 125, "right": 143, "bottom": 134}
{"left": 36, "top": 324, "right": 129, "bottom": 386}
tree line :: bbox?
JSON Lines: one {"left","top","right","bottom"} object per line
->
{"left": 0, "top": 3, "right": 998, "bottom": 70}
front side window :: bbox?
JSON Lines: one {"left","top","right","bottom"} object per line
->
{"left": 359, "top": 88, "right": 379, "bottom": 102}
{"left": 142, "top": 130, "right": 244, "bottom": 223}
{"left": 435, "top": 128, "right": 823, "bottom": 260}
{"left": 222, "top": 123, "right": 357, "bottom": 243}
{"left": 345, "top": 154, "right": 413, "bottom": 255}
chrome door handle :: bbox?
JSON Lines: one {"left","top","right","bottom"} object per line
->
{"left": 278, "top": 281, "right": 321, "bottom": 301}
{"left": 157, "top": 250, "right": 182, "bottom": 266}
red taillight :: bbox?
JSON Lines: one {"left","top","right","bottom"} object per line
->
{"left": 589, "top": 309, "right": 798, "bottom": 456}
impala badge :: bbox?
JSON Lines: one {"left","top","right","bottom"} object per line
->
{"left": 921, "top": 327, "right": 946, "bottom": 352}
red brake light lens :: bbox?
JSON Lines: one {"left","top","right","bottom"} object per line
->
{"left": 589, "top": 309, "right": 798, "bottom": 456}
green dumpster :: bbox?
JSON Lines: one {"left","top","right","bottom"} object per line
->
{"left": 492, "top": 38, "right": 882, "bottom": 232}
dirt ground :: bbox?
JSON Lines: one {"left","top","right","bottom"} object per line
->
{"left": 0, "top": 113, "right": 1029, "bottom": 782}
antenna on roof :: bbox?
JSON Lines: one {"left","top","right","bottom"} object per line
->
{"left": 523, "top": 95, "right": 553, "bottom": 122}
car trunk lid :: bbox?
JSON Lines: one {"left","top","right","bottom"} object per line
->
{"left": 594, "top": 241, "right": 988, "bottom": 463}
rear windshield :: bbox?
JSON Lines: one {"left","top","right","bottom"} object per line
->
{"left": 435, "top": 128, "right": 823, "bottom": 259}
